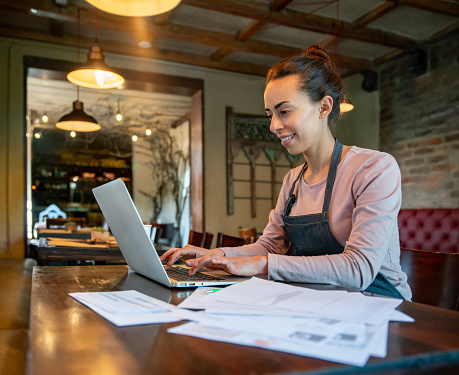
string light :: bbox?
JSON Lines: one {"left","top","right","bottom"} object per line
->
{"left": 34, "top": 132, "right": 41, "bottom": 139}
{"left": 115, "top": 99, "right": 123, "bottom": 121}
{"left": 70, "top": 131, "right": 76, "bottom": 137}
{"left": 42, "top": 104, "right": 48, "bottom": 122}
{"left": 145, "top": 128, "right": 151, "bottom": 136}
{"left": 132, "top": 135, "right": 138, "bottom": 142}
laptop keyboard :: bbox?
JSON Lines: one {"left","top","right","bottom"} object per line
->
{"left": 166, "top": 266, "right": 224, "bottom": 281}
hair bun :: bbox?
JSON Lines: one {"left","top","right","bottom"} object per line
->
{"left": 304, "top": 45, "right": 332, "bottom": 65}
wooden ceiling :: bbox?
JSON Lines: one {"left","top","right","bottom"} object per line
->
{"left": 1, "top": 0, "right": 458, "bottom": 77}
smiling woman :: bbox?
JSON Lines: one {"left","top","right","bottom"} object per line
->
{"left": 161, "top": 45, "right": 412, "bottom": 302}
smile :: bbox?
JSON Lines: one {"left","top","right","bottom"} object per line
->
{"left": 280, "top": 134, "right": 296, "bottom": 144}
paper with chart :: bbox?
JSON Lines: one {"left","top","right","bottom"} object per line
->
{"left": 169, "top": 278, "right": 410, "bottom": 367}
{"left": 69, "top": 290, "right": 197, "bottom": 326}
{"left": 202, "top": 277, "right": 402, "bottom": 325}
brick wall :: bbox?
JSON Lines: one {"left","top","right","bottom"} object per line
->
{"left": 379, "top": 30, "right": 459, "bottom": 209}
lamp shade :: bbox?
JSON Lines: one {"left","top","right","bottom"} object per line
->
{"left": 56, "top": 100, "right": 100, "bottom": 132}
{"left": 340, "top": 99, "right": 354, "bottom": 113}
{"left": 86, "top": 0, "right": 181, "bottom": 17}
{"left": 67, "top": 45, "right": 124, "bottom": 89}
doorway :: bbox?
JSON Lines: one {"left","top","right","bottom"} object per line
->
{"left": 25, "top": 56, "right": 204, "bottom": 247}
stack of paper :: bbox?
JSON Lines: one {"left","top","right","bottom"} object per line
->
{"left": 69, "top": 278, "right": 413, "bottom": 367}
{"left": 168, "top": 277, "right": 413, "bottom": 367}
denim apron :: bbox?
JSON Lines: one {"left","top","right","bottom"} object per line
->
{"left": 282, "top": 139, "right": 404, "bottom": 299}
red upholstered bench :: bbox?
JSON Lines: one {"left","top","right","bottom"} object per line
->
{"left": 398, "top": 209, "right": 459, "bottom": 253}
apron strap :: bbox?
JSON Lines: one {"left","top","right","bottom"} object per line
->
{"left": 284, "top": 162, "right": 307, "bottom": 216}
{"left": 322, "top": 139, "right": 343, "bottom": 214}
{"left": 283, "top": 139, "right": 343, "bottom": 217}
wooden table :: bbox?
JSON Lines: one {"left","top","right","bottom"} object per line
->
{"left": 36, "top": 237, "right": 125, "bottom": 265}
{"left": 36, "top": 239, "right": 171, "bottom": 266}
{"left": 37, "top": 228, "right": 92, "bottom": 239}
{"left": 1, "top": 259, "right": 32, "bottom": 375}
{"left": 27, "top": 265, "right": 459, "bottom": 374}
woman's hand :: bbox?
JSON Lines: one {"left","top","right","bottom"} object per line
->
{"left": 208, "top": 256, "right": 268, "bottom": 276}
{"left": 159, "top": 245, "right": 224, "bottom": 271}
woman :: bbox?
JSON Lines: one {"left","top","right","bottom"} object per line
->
{"left": 161, "top": 45, "right": 411, "bottom": 300}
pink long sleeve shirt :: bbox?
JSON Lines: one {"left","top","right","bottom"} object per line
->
{"left": 222, "top": 146, "right": 412, "bottom": 300}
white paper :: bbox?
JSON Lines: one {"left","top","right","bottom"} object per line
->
{"left": 170, "top": 277, "right": 414, "bottom": 366}
{"left": 204, "top": 277, "right": 402, "bottom": 325}
{"left": 388, "top": 310, "right": 415, "bottom": 322}
{"left": 168, "top": 322, "right": 372, "bottom": 367}
{"left": 70, "top": 290, "right": 188, "bottom": 327}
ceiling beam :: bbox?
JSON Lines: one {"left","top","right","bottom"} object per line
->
{"left": 210, "top": 0, "right": 293, "bottom": 63}
{"left": 387, "top": 0, "right": 459, "bottom": 17}
{"left": 0, "top": 2, "right": 375, "bottom": 73}
{"left": 353, "top": 2, "right": 398, "bottom": 29}
{"left": 181, "top": 0, "right": 420, "bottom": 50}
{"left": 0, "top": 24, "right": 270, "bottom": 76}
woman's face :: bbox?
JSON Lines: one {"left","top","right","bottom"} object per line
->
{"left": 264, "top": 75, "right": 325, "bottom": 156}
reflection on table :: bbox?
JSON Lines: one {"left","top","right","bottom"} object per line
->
{"left": 36, "top": 236, "right": 125, "bottom": 266}
{"left": 27, "top": 265, "right": 459, "bottom": 375}
{"left": 36, "top": 235, "right": 170, "bottom": 266}
{"left": 37, "top": 228, "right": 92, "bottom": 239}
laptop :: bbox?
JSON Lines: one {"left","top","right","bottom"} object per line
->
{"left": 92, "top": 178, "right": 249, "bottom": 288}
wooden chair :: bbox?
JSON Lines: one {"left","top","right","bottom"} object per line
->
{"left": 238, "top": 227, "right": 257, "bottom": 238}
{"left": 216, "top": 233, "right": 248, "bottom": 248}
{"left": 400, "top": 247, "right": 459, "bottom": 310}
{"left": 188, "top": 230, "right": 214, "bottom": 249}
{"left": 238, "top": 226, "right": 258, "bottom": 244}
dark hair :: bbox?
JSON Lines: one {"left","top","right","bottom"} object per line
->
{"left": 266, "top": 45, "right": 344, "bottom": 126}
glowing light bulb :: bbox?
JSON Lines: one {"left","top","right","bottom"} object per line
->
{"left": 70, "top": 131, "right": 76, "bottom": 137}
{"left": 132, "top": 135, "right": 138, "bottom": 142}
{"left": 34, "top": 133, "right": 41, "bottom": 139}
{"left": 116, "top": 113, "right": 123, "bottom": 121}
{"left": 42, "top": 114, "right": 48, "bottom": 123}
{"left": 95, "top": 69, "right": 105, "bottom": 87}
{"left": 145, "top": 128, "right": 151, "bottom": 136}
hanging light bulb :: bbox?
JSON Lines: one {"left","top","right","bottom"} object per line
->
{"left": 70, "top": 131, "right": 76, "bottom": 137}
{"left": 86, "top": 0, "right": 182, "bottom": 17}
{"left": 340, "top": 98, "right": 354, "bottom": 113}
{"left": 132, "top": 135, "right": 138, "bottom": 142}
{"left": 42, "top": 103, "right": 48, "bottom": 122}
{"left": 67, "top": 9, "right": 124, "bottom": 89}
{"left": 56, "top": 88, "right": 100, "bottom": 132}
{"left": 145, "top": 128, "right": 151, "bottom": 136}
{"left": 115, "top": 99, "right": 123, "bottom": 121}
{"left": 34, "top": 132, "right": 41, "bottom": 139}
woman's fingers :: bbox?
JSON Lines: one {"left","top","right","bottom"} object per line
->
{"left": 159, "top": 248, "right": 179, "bottom": 262}
{"left": 162, "top": 245, "right": 213, "bottom": 269}
{"left": 187, "top": 249, "right": 226, "bottom": 275}
{"left": 188, "top": 255, "right": 216, "bottom": 275}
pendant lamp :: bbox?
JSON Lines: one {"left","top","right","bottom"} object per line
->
{"left": 86, "top": 0, "right": 181, "bottom": 17}
{"left": 340, "top": 98, "right": 354, "bottom": 113}
{"left": 67, "top": 45, "right": 124, "bottom": 89}
{"left": 67, "top": 9, "right": 124, "bottom": 89}
{"left": 56, "top": 96, "right": 100, "bottom": 132}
